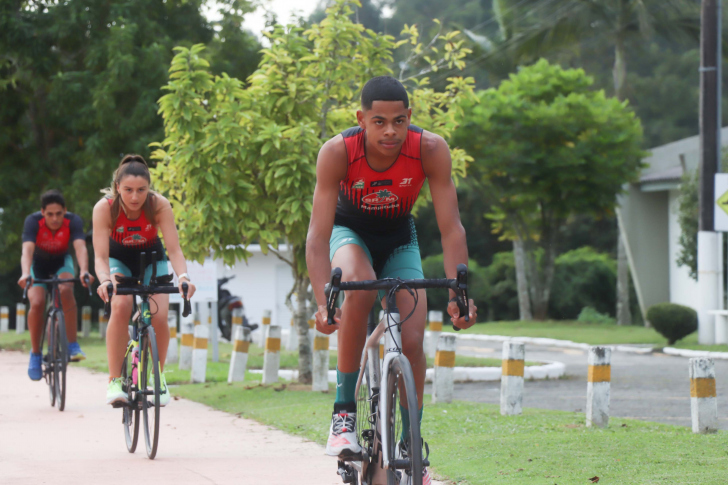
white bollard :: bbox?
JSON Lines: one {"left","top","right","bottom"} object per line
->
{"left": 16, "top": 303, "right": 26, "bottom": 334}
{"left": 261, "top": 309, "right": 272, "bottom": 344}
{"left": 231, "top": 308, "right": 244, "bottom": 347}
{"left": 432, "top": 334, "right": 456, "bottom": 404}
{"left": 228, "top": 326, "right": 251, "bottom": 383}
{"left": 586, "top": 346, "right": 611, "bottom": 428}
{"left": 312, "top": 330, "right": 330, "bottom": 392}
{"left": 500, "top": 341, "right": 525, "bottom": 416}
{"left": 428, "top": 310, "right": 443, "bottom": 359}
{"left": 690, "top": 357, "right": 718, "bottom": 434}
{"left": 166, "top": 309, "right": 179, "bottom": 365}
{"left": 191, "top": 324, "right": 209, "bottom": 383}
{"left": 308, "top": 316, "right": 316, "bottom": 348}
{"left": 262, "top": 325, "right": 281, "bottom": 385}
{"left": 193, "top": 303, "right": 201, "bottom": 327}
{"left": 209, "top": 303, "right": 219, "bottom": 363}
{"left": 287, "top": 318, "right": 299, "bottom": 351}
{"left": 98, "top": 309, "right": 107, "bottom": 339}
{"left": 2, "top": 306, "right": 11, "bottom": 332}
{"left": 179, "top": 317, "right": 194, "bottom": 371}
{"left": 81, "top": 306, "right": 91, "bottom": 338}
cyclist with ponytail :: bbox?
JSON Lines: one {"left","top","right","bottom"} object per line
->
{"left": 93, "top": 154, "right": 196, "bottom": 406}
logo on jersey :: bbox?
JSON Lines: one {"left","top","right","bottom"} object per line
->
{"left": 145, "top": 224, "right": 153, "bottom": 232}
{"left": 116, "top": 226, "right": 125, "bottom": 233}
{"left": 399, "top": 178, "right": 413, "bottom": 187}
{"left": 128, "top": 226, "right": 141, "bottom": 232}
{"left": 362, "top": 189, "right": 399, "bottom": 207}
{"left": 352, "top": 179, "right": 365, "bottom": 189}
{"left": 371, "top": 179, "right": 392, "bottom": 187}
{"left": 122, "top": 234, "right": 147, "bottom": 246}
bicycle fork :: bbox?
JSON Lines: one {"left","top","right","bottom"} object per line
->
{"left": 379, "top": 310, "right": 402, "bottom": 472}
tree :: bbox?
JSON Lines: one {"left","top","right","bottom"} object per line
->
{"left": 0, "top": 0, "right": 260, "bottom": 273}
{"left": 454, "top": 60, "right": 645, "bottom": 320}
{"left": 151, "top": 0, "right": 475, "bottom": 383}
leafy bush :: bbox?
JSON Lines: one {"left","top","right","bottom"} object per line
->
{"left": 421, "top": 254, "right": 488, "bottom": 318}
{"left": 646, "top": 302, "right": 698, "bottom": 345}
{"left": 577, "top": 307, "right": 616, "bottom": 325}
{"left": 549, "top": 247, "right": 616, "bottom": 320}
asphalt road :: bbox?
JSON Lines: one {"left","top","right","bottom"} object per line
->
{"left": 432, "top": 339, "right": 728, "bottom": 430}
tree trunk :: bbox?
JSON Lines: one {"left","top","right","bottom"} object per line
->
{"left": 295, "top": 275, "right": 313, "bottom": 384}
{"left": 616, "top": 232, "right": 632, "bottom": 326}
{"left": 613, "top": 33, "right": 632, "bottom": 325}
{"left": 513, "top": 238, "right": 533, "bottom": 320}
{"left": 522, "top": 225, "right": 559, "bottom": 321}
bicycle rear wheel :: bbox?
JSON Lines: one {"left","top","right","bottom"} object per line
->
{"left": 122, "top": 348, "right": 140, "bottom": 453}
{"left": 141, "top": 328, "right": 161, "bottom": 459}
{"left": 53, "top": 311, "right": 68, "bottom": 411}
{"left": 42, "top": 310, "right": 55, "bottom": 407}
{"left": 385, "top": 355, "right": 422, "bottom": 485}
{"left": 356, "top": 367, "right": 375, "bottom": 485}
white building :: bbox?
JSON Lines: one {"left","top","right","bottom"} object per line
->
{"left": 619, "top": 128, "right": 728, "bottom": 319}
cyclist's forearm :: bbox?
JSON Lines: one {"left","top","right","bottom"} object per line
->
{"left": 306, "top": 237, "right": 332, "bottom": 306}
{"left": 20, "top": 247, "right": 33, "bottom": 276}
{"left": 167, "top": 248, "right": 188, "bottom": 279}
{"left": 74, "top": 240, "right": 90, "bottom": 274}
{"left": 441, "top": 223, "right": 468, "bottom": 297}
{"left": 95, "top": 256, "right": 111, "bottom": 283}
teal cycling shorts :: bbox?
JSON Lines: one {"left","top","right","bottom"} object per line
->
{"left": 109, "top": 257, "right": 170, "bottom": 285}
{"left": 329, "top": 225, "right": 424, "bottom": 300}
{"left": 31, "top": 254, "right": 75, "bottom": 289}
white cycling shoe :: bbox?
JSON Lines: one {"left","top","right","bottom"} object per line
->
{"left": 325, "top": 409, "right": 362, "bottom": 457}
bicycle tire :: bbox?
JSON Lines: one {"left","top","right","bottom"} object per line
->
{"left": 53, "top": 311, "right": 68, "bottom": 412}
{"left": 122, "top": 349, "right": 140, "bottom": 453}
{"left": 42, "top": 310, "right": 55, "bottom": 407}
{"left": 356, "top": 366, "right": 373, "bottom": 485}
{"left": 385, "top": 355, "right": 422, "bottom": 485}
{"left": 141, "top": 328, "right": 161, "bottom": 459}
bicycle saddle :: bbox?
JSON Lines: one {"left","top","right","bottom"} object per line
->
{"left": 114, "top": 275, "right": 140, "bottom": 286}
{"left": 151, "top": 274, "right": 175, "bottom": 285}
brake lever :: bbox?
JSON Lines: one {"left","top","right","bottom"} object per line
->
{"left": 453, "top": 263, "right": 470, "bottom": 331}
{"left": 83, "top": 273, "right": 92, "bottom": 296}
{"left": 22, "top": 278, "right": 32, "bottom": 302}
{"left": 325, "top": 268, "right": 342, "bottom": 325}
{"left": 181, "top": 282, "right": 192, "bottom": 317}
{"left": 103, "top": 282, "right": 114, "bottom": 319}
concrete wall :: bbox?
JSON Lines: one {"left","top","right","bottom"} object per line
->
{"left": 668, "top": 189, "right": 701, "bottom": 309}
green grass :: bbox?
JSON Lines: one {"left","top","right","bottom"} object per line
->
{"left": 174, "top": 380, "right": 728, "bottom": 485}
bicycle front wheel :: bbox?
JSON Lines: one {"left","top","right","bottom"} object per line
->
{"left": 122, "top": 348, "right": 140, "bottom": 453}
{"left": 42, "top": 310, "right": 55, "bottom": 407}
{"left": 141, "top": 328, "right": 161, "bottom": 459}
{"left": 53, "top": 311, "right": 68, "bottom": 412}
{"left": 356, "top": 366, "right": 375, "bottom": 485}
{"left": 385, "top": 355, "right": 422, "bottom": 485}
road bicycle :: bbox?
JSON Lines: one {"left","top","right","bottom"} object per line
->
{"left": 104, "top": 251, "right": 191, "bottom": 459}
{"left": 325, "top": 264, "right": 469, "bottom": 485}
{"left": 23, "top": 274, "right": 92, "bottom": 412}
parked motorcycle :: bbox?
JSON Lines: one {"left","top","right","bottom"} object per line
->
{"left": 218, "top": 275, "right": 258, "bottom": 341}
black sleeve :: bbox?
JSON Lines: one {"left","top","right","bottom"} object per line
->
{"left": 22, "top": 214, "right": 39, "bottom": 243}
{"left": 68, "top": 213, "right": 85, "bottom": 242}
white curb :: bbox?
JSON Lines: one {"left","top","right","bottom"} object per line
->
{"left": 663, "top": 347, "right": 728, "bottom": 360}
{"left": 248, "top": 360, "right": 565, "bottom": 383}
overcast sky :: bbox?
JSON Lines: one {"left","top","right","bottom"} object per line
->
{"left": 205, "top": 0, "right": 322, "bottom": 39}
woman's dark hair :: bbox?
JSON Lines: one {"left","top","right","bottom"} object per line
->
{"left": 41, "top": 190, "right": 66, "bottom": 210}
{"left": 104, "top": 154, "right": 156, "bottom": 227}
{"left": 361, "top": 76, "right": 410, "bottom": 110}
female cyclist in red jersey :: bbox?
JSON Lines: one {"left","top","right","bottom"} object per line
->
{"left": 93, "top": 155, "right": 196, "bottom": 406}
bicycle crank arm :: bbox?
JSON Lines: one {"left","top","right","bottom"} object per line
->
{"left": 336, "top": 461, "right": 358, "bottom": 484}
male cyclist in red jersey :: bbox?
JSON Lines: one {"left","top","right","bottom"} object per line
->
{"left": 306, "top": 76, "right": 477, "bottom": 483}
{"left": 18, "top": 190, "right": 94, "bottom": 380}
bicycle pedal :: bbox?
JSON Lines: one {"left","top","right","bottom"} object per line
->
{"left": 111, "top": 401, "right": 128, "bottom": 409}
{"left": 338, "top": 452, "right": 363, "bottom": 462}
{"left": 336, "top": 461, "right": 357, "bottom": 484}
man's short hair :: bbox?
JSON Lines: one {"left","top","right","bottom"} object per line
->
{"left": 361, "top": 76, "right": 409, "bottom": 110}
{"left": 41, "top": 190, "right": 66, "bottom": 210}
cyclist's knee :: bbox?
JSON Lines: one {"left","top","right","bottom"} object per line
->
{"left": 343, "top": 288, "right": 377, "bottom": 308}
{"left": 401, "top": 330, "right": 426, "bottom": 359}
{"left": 59, "top": 283, "right": 74, "bottom": 299}
{"left": 28, "top": 292, "right": 45, "bottom": 310}
{"left": 110, "top": 296, "right": 133, "bottom": 316}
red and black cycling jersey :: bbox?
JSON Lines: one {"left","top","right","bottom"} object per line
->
{"left": 334, "top": 125, "right": 426, "bottom": 251}
{"left": 107, "top": 198, "right": 166, "bottom": 273}
{"left": 22, "top": 211, "right": 85, "bottom": 275}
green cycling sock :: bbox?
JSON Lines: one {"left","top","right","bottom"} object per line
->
{"left": 335, "top": 367, "right": 360, "bottom": 406}
{"left": 400, "top": 404, "right": 424, "bottom": 443}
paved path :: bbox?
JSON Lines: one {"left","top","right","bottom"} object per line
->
{"left": 436, "top": 339, "right": 728, "bottom": 430}
{"left": 0, "top": 350, "right": 343, "bottom": 485}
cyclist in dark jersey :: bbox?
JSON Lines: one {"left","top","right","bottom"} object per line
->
{"left": 93, "top": 155, "right": 196, "bottom": 406}
{"left": 18, "top": 190, "right": 94, "bottom": 380}
{"left": 306, "top": 76, "right": 477, "bottom": 482}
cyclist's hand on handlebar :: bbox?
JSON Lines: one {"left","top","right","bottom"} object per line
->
{"left": 448, "top": 299, "right": 477, "bottom": 330}
{"left": 80, "top": 272, "right": 95, "bottom": 288}
{"left": 315, "top": 304, "right": 340, "bottom": 335}
{"left": 179, "top": 279, "right": 196, "bottom": 299}
{"left": 17, "top": 274, "right": 31, "bottom": 289}
{"left": 97, "top": 277, "right": 118, "bottom": 303}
